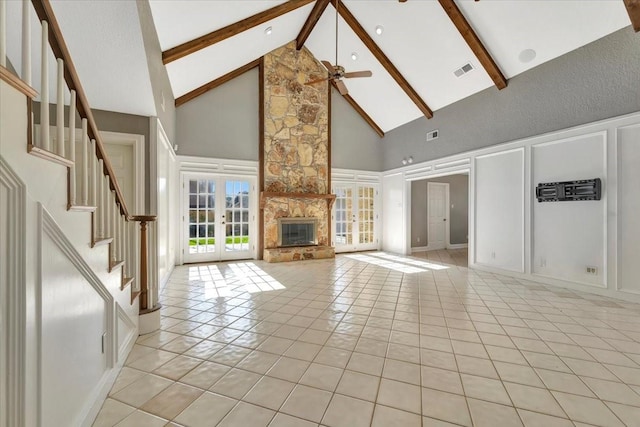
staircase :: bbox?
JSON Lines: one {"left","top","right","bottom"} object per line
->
{"left": 0, "top": 0, "right": 159, "bottom": 425}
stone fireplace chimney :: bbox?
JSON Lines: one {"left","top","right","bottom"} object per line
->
{"left": 260, "top": 42, "right": 335, "bottom": 262}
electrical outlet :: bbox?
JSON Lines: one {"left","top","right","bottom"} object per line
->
{"left": 586, "top": 266, "right": 598, "bottom": 275}
{"left": 540, "top": 258, "right": 546, "bottom": 268}
{"left": 417, "top": 237, "right": 421, "bottom": 243}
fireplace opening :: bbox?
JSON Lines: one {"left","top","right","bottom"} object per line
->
{"left": 277, "top": 218, "right": 318, "bottom": 247}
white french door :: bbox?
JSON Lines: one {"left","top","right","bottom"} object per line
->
{"left": 183, "top": 174, "right": 255, "bottom": 263}
{"left": 333, "top": 183, "right": 379, "bottom": 253}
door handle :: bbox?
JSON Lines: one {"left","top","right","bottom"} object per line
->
{"left": 443, "top": 219, "right": 447, "bottom": 221}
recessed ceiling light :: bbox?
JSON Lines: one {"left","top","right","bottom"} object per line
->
{"left": 351, "top": 52, "right": 358, "bottom": 61}
{"left": 264, "top": 26, "right": 273, "bottom": 36}
{"left": 519, "top": 48, "right": 536, "bottom": 63}
{"left": 375, "top": 25, "right": 384, "bottom": 35}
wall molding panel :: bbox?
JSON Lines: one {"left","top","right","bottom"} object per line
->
{"left": 0, "top": 156, "right": 27, "bottom": 427}
{"left": 116, "top": 303, "right": 137, "bottom": 364}
{"left": 39, "top": 205, "right": 116, "bottom": 426}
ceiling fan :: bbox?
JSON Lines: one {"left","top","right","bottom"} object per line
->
{"left": 305, "top": 0, "right": 372, "bottom": 95}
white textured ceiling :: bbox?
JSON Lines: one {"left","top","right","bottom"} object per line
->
{"left": 51, "top": 1, "right": 156, "bottom": 116}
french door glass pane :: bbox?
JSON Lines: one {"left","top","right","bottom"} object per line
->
{"left": 335, "top": 186, "right": 353, "bottom": 245}
{"left": 188, "top": 179, "right": 216, "bottom": 254}
{"left": 358, "top": 185, "right": 375, "bottom": 244}
{"left": 225, "top": 180, "right": 250, "bottom": 252}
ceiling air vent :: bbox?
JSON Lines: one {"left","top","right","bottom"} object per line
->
{"left": 454, "top": 62, "right": 474, "bottom": 77}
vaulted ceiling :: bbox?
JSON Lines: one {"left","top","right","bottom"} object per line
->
{"left": 27, "top": 1, "right": 635, "bottom": 134}
{"left": 149, "top": 0, "right": 633, "bottom": 134}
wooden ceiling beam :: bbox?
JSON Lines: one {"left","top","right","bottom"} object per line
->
{"left": 175, "top": 58, "right": 261, "bottom": 107}
{"left": 297, "top": 0, "right": 331, "bottom": 50}
{"left": 162, "top": 0, "right": 314, "bottom": 64}
{"left": 438, "top": 0, "right": 507, "bottom": 89}
{"left": 331, "top": 82, "right": 384, "bottom": 137}
{"left": 624, "top": 0, "right": 640, "bottom": 32}
{"left": 331, "top": 0, "right": 433, "bottom": 119}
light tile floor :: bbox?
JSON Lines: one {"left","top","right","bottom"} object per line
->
{"left": 94, "top": 250, "right": 640, "bottom": 427}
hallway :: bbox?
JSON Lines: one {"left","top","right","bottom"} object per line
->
{"left": 94, "top": 253, "right": 640, "bottom": 426}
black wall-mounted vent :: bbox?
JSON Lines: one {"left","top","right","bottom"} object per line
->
{"left": 536, "top": 178, "right": 602, "bottom": 202}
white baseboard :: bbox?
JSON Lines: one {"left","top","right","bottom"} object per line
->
{"left": 447, "top": 243, "right": 468, "bottom": 249}
{"left": 411, "top": 246, "right": 429, "bottom": 252}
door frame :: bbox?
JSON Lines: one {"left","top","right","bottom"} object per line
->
{"left": 177, "top": 156, "right": 259, "bottom": 265}
{"left": 100, "top": 131, "right": 145, "bottom": 216}
{"left": 427, "top": 182, "right": 450, "bottom": 251}
{"left": 331, "top": 181, "right": 381, "bottom": 253}
{"left": 180, "top": 171, "right": 258, "bottom": 264}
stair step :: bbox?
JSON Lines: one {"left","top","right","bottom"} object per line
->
{"left": 130, "top": 290, "right": 141, "bottom": 305}
{"left": 68, "top": 204, "right": 97, "bottom": 213}
{"left": 28, "top": 144, "right": 74, "bottom": 168}
{"left": 121, "top": 276, "right": 134, "bottom": 290}
{"left": 108, "top": 260, "right": 124, "bottom": 273}
{"left": 91, "top": 237, "right": 113, "bottom": 248}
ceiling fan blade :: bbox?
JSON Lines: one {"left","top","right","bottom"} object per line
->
{"left": 321, "top": 60, "right": 337, "bottom": 74}
{"left": 305, "top": 77, "right": 330, "bottom": 86}
{"left": 335, "top": 79, "right": 349, "bottom": 95}
{"left": 343, "top": 70, "right": 372, "bottom": 79}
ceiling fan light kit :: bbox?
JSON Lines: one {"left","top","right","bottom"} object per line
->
{"left": 304, "top": 0, "right": 372, "bottom": 96}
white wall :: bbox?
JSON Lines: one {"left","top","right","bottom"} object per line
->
{"left": 1, "top": 80, "right": 138, "bottom": 426}
{"left": 475, "top": 149, "right": 524, "bottom": 272}
{"left": 532, "top": 134, "right": 606, "bottom": 286}
{"left": 382, "top": 173, "right": 407, "bottom": 255}
{"left": 382, "top": 110, "right": 640, "bottom": 302}
{"left": 617, "top": 124, "right": 640, "bottom": 294}
{"left": 153, "top": 120, "right": 177, "bottom": 289}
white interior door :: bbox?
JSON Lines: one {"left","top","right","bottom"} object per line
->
{"left": 183, "top": 174, "right": 254, "bottom": 263}
{"left": 333, "top": 183, "right": 378, "bottom": 253}
{"left": 428, "top": 182, "right": 449, "bottom": 250}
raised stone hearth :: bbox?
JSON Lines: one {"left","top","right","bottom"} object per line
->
{"left": 261, "top": 41, "right": 334, "bottom": 262}
{"left": 264, "top": 246, "right": 335, "bottom": 263}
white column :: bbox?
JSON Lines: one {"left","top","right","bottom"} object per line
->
{"left": 0, "top": 0, "right": 6, "bottom": 67}
{"left": 40, "top": 21, "right": 50, "bottom": 150}
{"left": 56, "top": 58, "right": 65, "bottom": 157}
{"left": 80, "top": 118, "right": 88, "bottom": 205}
{"left": 68, "top": 91, "right": 76, "bottom": 205}
{"left": 21, "top": 0, "right": 30, "bottom": 84}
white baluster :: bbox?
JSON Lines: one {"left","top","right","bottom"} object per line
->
{"left": 68, "top": 91, "right": 76, "bottom": 204}
{"left": 40, "top": 21, "right": 49, "bottom": 150}
{"left": 116, "top": 210, "right": 121, "bottom": 261}
{"left": 111, "top": 193, "right": 117, "bottom": 262}
{"left": 105, "top": 177, "right": 111, "bottom": 238}
{"left": 56, "top": 58, "right": 64, "bottom": 157}
{"left": 125, "top": 219, "right": 130, "bottom": 277}
{"left": 22, "top": 0, "right": 30, "bottom": 84}
{"left": 97, "top": 159, "right": 104, "bottom": 238}
{"left": 119, "top": 213, "right": 125, "bottom": 262}
{"left": 0, "top": 0, "right": 6, "bottom": 67}
{"left": 81, "top": 118, "right": 88, "bottom": 205}
{"left": 90, "top": 139, "right": 96, "bottom": 207}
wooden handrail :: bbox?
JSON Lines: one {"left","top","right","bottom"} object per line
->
{"left": 30, "top": 0, "right": 130, "bottom": 219}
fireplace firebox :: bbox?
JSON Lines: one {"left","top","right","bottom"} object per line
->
{"left": 277, "top": 218, "right": 318, "bottom": 247}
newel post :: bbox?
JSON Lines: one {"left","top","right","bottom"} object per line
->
{"left": 132, "top": 215, "right": 161, "bottom": 334}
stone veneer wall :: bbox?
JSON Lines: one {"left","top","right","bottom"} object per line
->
{"left": 262, "top": 42, "right": 333, "bottom": 258}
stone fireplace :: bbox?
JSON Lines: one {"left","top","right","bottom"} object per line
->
{"left": 261, "top": 41, "right": 335, "bottom": 262}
